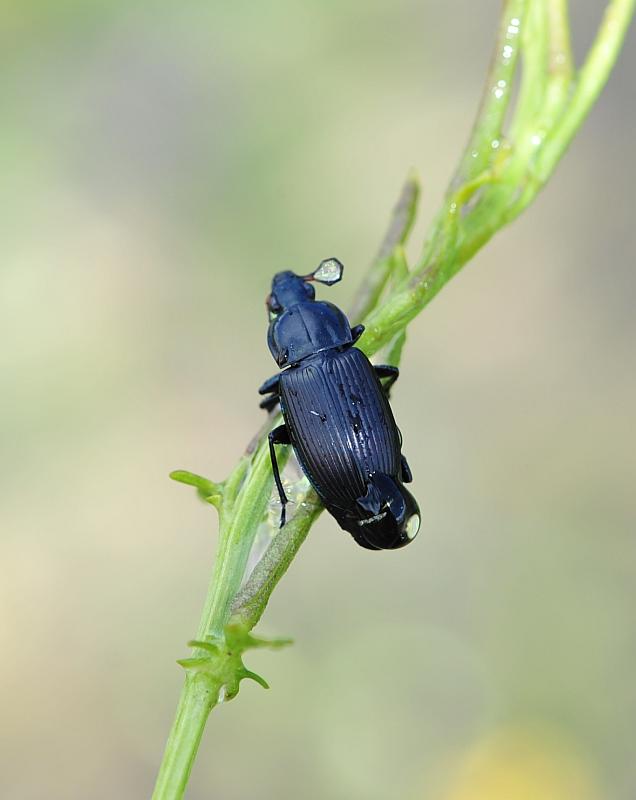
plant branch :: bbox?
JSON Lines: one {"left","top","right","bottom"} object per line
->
{"left": 348, "top": 173, "right": 420, "bottom": 324}
{"left": 152, "top": 3, "right": 634, "bottom": 797}
{"left": 230, "top": 491, "right": 324, "bottom": 626}
{"left": 450, "top": 0, "right": 526, "bottom": 190}
{"left": 537, "top": 0, "right": 635, "bottom": 182}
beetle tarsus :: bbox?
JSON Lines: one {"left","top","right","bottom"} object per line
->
{"left": 374, "top": 364, "right": 399, "bottom": 398}
{"left": 259, "top": 373, "right": 281, "bottom": 413}
{"left": 400, "top": 454, "right": 413, "bottom": 483}
{"left": 350, "top": 324, "right": 365, "bottom": 343}
{"left": 259, "top": 395, "right": 280, "bottom": 413}
{"left": 268, "top": 424, "right": 291, "bottom": 527}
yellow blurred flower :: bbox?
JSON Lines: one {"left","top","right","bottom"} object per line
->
{"left": 441, "top": 728, "right": 601, "bottom": 800}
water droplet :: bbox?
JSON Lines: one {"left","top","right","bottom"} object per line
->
{"left": 313, "top": 258, "right": 343, "bottom": 284}
{"left": 406, "top": 513, "right": 420, "bottom": 540}
{"left": 491, "top": 139, "right": 500, "bottom": 150}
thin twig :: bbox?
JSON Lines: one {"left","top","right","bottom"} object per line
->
{"left": 450, "top": 0, "right": 527, "bottom": 190}
{"left": 537, "top": 0, "right": 635, "bottom": 181}
{"left": 348, "top": 173, "right": 420, "bottom": 324}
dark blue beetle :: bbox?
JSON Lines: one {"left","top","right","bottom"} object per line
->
{"left": 259, "top": 258, "right": 420, "bottom": 550}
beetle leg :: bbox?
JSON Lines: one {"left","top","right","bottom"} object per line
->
{"left": 374, "top": 364, "right": 399, "bottom": 397}
{"left": 258, "top": 374, "right": 281, "bottom": 412}
{"left": 268, "top": 424, "right": 291, "bottom": 527}
{"left": 400, "top": 454, "right": 413, "bottom": 484}
{"left": 259, "top": 395, "right": 280, "bottom": 413}
{"left": 350, "top": 324, "right": 365, "bottom": 343}
{"left": 259, "top": 374, "right": 280, "bottom": 395}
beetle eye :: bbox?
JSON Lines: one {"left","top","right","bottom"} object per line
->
{"left": 267, "top": 294, "right": 282, "bottom": 317}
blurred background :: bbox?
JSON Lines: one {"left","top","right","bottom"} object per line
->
{"left": 1, "top": 2, "right": 634, "bottom": 798}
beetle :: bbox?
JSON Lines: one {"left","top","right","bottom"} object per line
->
{"left": 258, "top": 258, "right": 420, "bottom": 550}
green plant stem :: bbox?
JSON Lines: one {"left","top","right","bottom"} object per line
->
{"left": 230, "top": 491, "right": 324, "bottom": 626}
{"left": 537, "top": 0, "right": 635, "bottom": 182}
{"left": 154, "top": 446, "right": 285, "bottom": 797}
{"left": 152, "top": 3, "right": 633, "bottom": 797}
{"left": 451, "top": 0, "right": 526, "bottom": 189}
{"left": 195, "top": 446, "right": 274, "bottom": 640}
{"left": 348, "top": 173, "right": 420, "bottom": 324}
{"left": 153, "top": 674, "right": 216, "bottom": 800}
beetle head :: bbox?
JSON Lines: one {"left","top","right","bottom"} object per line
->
{"left": 342, "top": 473, "right": 420, "bottom": 550}
{"left": 266, "top": 258, "right": 344, "bottom": 317}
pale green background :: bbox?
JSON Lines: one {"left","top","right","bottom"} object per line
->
{"left": 1, "top": 2, "right": 634, "bottom": 799}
